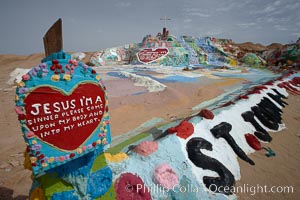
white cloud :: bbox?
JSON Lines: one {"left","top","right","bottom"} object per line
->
{"left": 216, "top": 4, "right": 235, "bottom": 12}
{"left": 266, "top": 17, "right": 275, "bottom": 23}
{"left": 285, "top": 2, "right": 300, "bottom": 9}
{"left": 250, "top": 0, "right": 282, "bottom": 15}
{"left": 263, "top": 5, "right": 276, "bottom": 13}
{"left": 115, "top": 2, "right": 131, "bottom": 7}
{"left": 182, "top": 7, "right": 211, "bottom": 18}
{"left": 274, "top": 1, "right": 281, "bottom": 6}
{"left": 274, "top": 25, "right": 287, "bottom": 31}
{"left": 237, "top": 22, "right": 256, "bottom": 28}
{"left": 201, "top": 29, "right": 223, "bottom": 36}
{"left": 183, "top": 19, "right": 192, "bottom": 23}
{"left": 182, "top": 8, "right": 200, "bottom": 12}
{"left": 188, "top": 12, "right": 211, "bottom": 18}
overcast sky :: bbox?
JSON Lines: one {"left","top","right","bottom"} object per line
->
{"left": 1, "top": 0, "right": 299, "bottom": 54}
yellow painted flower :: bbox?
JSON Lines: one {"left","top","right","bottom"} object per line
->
{"left": 77, "top": 148, "right": 82, "bottom": 154}
{"left": 18, "top": 81, "right": 25, "bottom": 87}
{"left": 15, "top": 95, "right": 19, "bottom": 101}
{"left": 96, "top": 75, "right": 101, "bottom": 80}
{"left": 32, "top": 140, "right": 37, "bottom": 144}
{"left": 63, "top": 74, "right": 71, "bottom": 81}
{"left": 48, "top": 157, "right": 55, "bottom": 163}
{"left": 97, "top": 139, "right": 101, "bottom": 145}
{"left": 51, "top": 74, "right": 60, "bottom": 82}
{"left": 42, "top": 163, "right": 48, "bottom": 168}
{"left": 30, "top": 157, "right": 37, "bottom": 163}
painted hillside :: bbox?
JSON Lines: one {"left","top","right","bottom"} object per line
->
{"left": 89, "top": 28, "right": 300, "bottom": 71}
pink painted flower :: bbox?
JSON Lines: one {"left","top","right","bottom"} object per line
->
{"left": 69, "top": 60, "right": 78, "bottom": 66}
{"left": 59, "top": 156, "right": 65, "bottom": 162}
{"left": 153, "top": 163, "right": 178, "bottom": 189}
{"left": 26, "top": 131, "right": 35, "bottom": 139}
{"left": 15, "top": 106, "right": 23, "bottom": 115}
{"left": 22, "top": 74, "right": 30, "bottom": 81}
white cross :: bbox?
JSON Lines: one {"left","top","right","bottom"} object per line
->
{"left": 160, "top": 16, "right": 171, "bottom": 28}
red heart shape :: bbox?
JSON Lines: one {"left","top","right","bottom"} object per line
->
{"left": 24, "top": 83, "right": 106, "bottom": 151}
{"left": 137, "top": 48, "right": 169, "bottom": 64}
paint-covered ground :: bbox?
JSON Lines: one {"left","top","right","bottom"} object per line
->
{"left": 104, "top": 72, "right": 300, "bottom": 200}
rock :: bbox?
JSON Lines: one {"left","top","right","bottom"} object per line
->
{"left": 0, "top": 162, "right": 10, "bottom": 169}
{"left": 9, "top": 160, "right": 20, "bottom": 167}
{"left": 5, "top": 168, "right": 12, "bottom": 172}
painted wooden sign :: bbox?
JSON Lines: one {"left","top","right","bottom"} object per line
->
{"left": 16, "top": 52, "right": 111, "bottom": 175}
{"left": 137, "top": 48, "right": 169, "bottom": 64}
{"left": 43, "top": 18, "right": 63, "bottom": 57}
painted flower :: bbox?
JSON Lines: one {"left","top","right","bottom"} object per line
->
{"left": 18, "top": 87, "right": 29, "bottom": 94}
{"left": 69, "top": 60, "right": 78, "bottom": 66}
{"left": 65, "top": 65, "right": 75, "bottom": 75}
{"left": 15, "top": 106, "right": 23, "bottom": 115}
{"left": 39, "top": 63, "right": 47, "bottom": 69}
{"left": 31, "top": 144, "right": 42, "bottom": 151}
{"left": 82, "top": 64, "right": 89, "bottom": 71}
{"left": 42, "top": 163, "right": 48, "bottom": 168}
{"left": 34, "top": 66, "right": 40, "bottom": 72}
{"left": 77, "top": 148, "right": 82, "bottom": 154}
{"left": 51, "top": 74, "right": 60, "bottom": 82}
{"left": 30, "top": 63, "right": 49, "bottom": 78}
{"left": 48, "top": 157, "right": 55, "bottom": 163}
{"left": 26, "top": 131, "right": 35, "bottom": 139}
{"left": 18, "top": 81, "right": 25, "bottom": 87}
{"left": 98, "top": 133, "right": 106, "bottom": 138}
{"left": 22, "top": 74, "right": 30, "bottom": 81}
{"left": 63, "top": 74, "right": 71, "bottom": 81}
{"left": 30, "top": 70, "right": 37, "bottom": 76}
{"left": 30, "top": 157, "right": 37, "bottom": 163}
{"left": 58, "top": 156, "right": 65, "bottom": 162}
{"left": 50, "top": 60, "right": 65, "bottom": 75}
{"left": 102, "top": 138, "right": 107, "bottom": 145}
